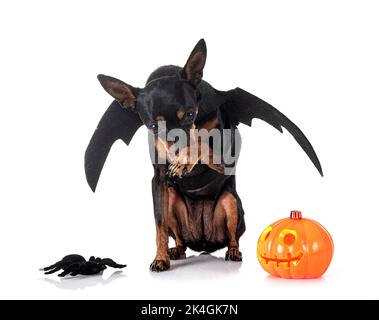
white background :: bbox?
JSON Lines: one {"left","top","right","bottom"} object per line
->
{"left": 1, "top": 0, "right": 378, "bottom": 300}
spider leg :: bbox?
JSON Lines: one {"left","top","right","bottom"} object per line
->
{"left": 101, "top": 258, "right": 126, "bottom": 269}
{"left": 44, "top": 266, "right": 61, "bottom": 275}
{"left": 58, "top": 263, "right": 80, "bottom": 277}
{"left": 41, "top": 261, "right": 62, "bottom": 272}
{"left": 69, "top": 264, "right": 82, "bottom": 277}
{"left": 57, "top": 267, "right": 73, "bottom": 277}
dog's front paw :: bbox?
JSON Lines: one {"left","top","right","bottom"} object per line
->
{"left": 168, "top": 147, "right": 198, "bottom": 178}
{"left": 150, "top": 259, "right": 170, "bottom": 272}
{"left": 212, "top": 163, "right": 225, "bottom": 175}
{"left": 169, "top": 247, "right": 186, "bottom": 260}
{"left": 225, "top": 248, "right": 242, "bottom": 261}
{"left": 168, "top": 162, "right": 187, "bottom": 178}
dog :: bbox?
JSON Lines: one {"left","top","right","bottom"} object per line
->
{"left": 85, "top": 39, "right": 322, "bottom": 272}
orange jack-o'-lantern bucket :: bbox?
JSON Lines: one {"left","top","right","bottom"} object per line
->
{"left": 257, "top": 211, "right": 334, "bottom": 279}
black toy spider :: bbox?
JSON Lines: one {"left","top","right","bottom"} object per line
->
{"left": 40, "top": 254, "right": 126, "bottom": 277}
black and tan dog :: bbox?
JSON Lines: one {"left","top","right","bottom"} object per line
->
{"left": 85, "top": 39, "right": 322, "bottom": 272}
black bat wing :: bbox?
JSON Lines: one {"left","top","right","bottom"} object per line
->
{"left": 85, "top": 100, "right": 143, "bottom": 191}
{"left": 221, "top": 87, "right": 323, "bottom": 176}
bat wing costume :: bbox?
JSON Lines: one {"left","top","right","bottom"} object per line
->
{"left": 85, "top": 81, "right": 322, "bottom": 191}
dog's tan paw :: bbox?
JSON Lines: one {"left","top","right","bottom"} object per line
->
{"left": 150, "top": 259, "right": 170, "bottom": 272}
{"left": 212, "top": 163, "right": 225, "bottom": 175}
{"left": 168, "top": 146, "right": 199, "bottom": 177}
{"left": 225, "top": 248, "right": 242, "bottom": 261}
{"left": 168, "top": 162, "right": 187, "bottom": 177}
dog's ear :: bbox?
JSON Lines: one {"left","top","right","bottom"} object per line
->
{"left": 181, "top": 39, "right": 207, "bottom": 87}
{"left": 97, "top": 74, "right": 139, "bottom": 110}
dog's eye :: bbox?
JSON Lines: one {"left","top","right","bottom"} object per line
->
{"left": 149, "top": 123, "right": 158, "bottom": 130}
{"left": 186, "top": 111, "right": 194, "bottom": 118}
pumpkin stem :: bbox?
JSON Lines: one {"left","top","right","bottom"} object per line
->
{"left": 290, "top": 210, "right": 302, "bottom": 220}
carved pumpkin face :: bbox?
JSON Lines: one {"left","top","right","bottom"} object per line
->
{"left": 257, "top": 211, "right": 333, "bottom": 279}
